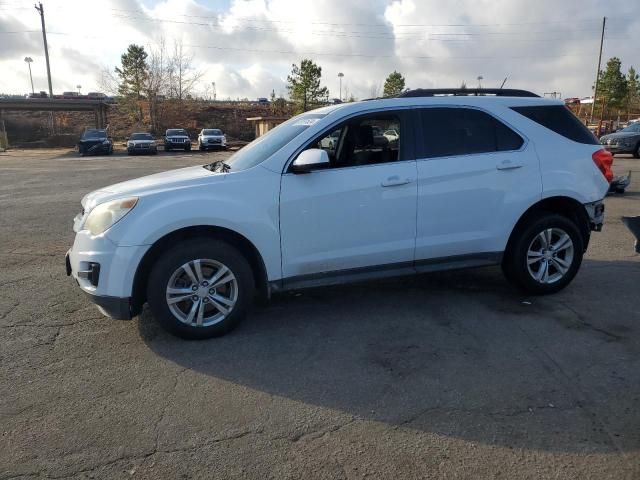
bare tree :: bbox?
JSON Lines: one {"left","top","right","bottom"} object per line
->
{"left": 167, "top": 40, "right": 204, "bottom": 101}
{"left": 369, "top": 82, "right": 381, "bottom": 98}
{"left": 97, "top": 66, "right": 119, "bottom": 96}
{"left": 146, "top": 38, "right": 170, "bottom": 132}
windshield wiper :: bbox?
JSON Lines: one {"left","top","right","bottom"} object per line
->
{"left": 203, "top": 161, "right": 231, "bottom": 173}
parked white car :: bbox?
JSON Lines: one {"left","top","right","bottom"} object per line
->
{"left": 198, "top": 128, "right": 227, "bottom": 151}
{"left": 383, "top": 129, "right": 400, "bottom": 143}
{"left": 66, "top": 88, "right": 612, "bottom": 339}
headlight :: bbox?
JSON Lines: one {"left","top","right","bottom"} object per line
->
{"left": 84, "top": 197, "right": 138, "bottom": 235}
{"left": 127, "top": 141, "right": 134, "bottom": 147}
{"left": 102, "top": 139, "right": 110, "bottom": 145}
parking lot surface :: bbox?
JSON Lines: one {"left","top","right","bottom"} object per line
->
{"left": 1, "top": 148, "right": 639, "bottom": 479}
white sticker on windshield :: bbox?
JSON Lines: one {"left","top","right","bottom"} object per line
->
{"left": 293, "top": 118, "right": 320, "bottom": 126}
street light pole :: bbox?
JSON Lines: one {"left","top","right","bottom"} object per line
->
{"left": 477, "top": 75, "right": 483, "bottom": 89}
{"left": 24, "top": 57, "right": 34, "bottom": 94}
{"left": 77, "top": 84, "right": 81, "bottom": 95}
{"left": 338, "top": 72, "right": 344, "bottom": 102}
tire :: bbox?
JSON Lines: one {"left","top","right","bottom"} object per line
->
{"left": 502, "top": 212, "right": 584, "bottom": 295}
{"left": 186, "top": 145, "right": 192, "bottom": 152}
{"left": 165, "top": 146, "right": 171, "bottom": 152}
{"left": 199, "top": 144, "right": 204, "bottom": 151}
{"left": 633, "top": 143, "right": 640, "bottom": 159}
{"left": 146, "top": 238, "right": 255, "bottom": 339}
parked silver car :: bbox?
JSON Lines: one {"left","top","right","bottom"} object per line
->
{"left": 127, "top": 132, "right": 158, "bottom": 155}
{"left": 198, "top": 128, "right": 227, "bottom": 151}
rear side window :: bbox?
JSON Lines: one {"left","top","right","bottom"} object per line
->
{"left": 511, "top": 105, "right": 598, "bottom": 145}
{"left": 419, "top": 108, "right": 523, "bottom": 158}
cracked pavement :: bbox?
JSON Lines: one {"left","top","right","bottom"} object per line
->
{"left": 1, "top": 149, "right": 639, "bottom": 479}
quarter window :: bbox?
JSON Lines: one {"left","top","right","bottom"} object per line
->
{"left": 419, "top": 108, "right": 523, "bottom": 158}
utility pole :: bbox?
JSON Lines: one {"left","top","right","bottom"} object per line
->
{"left": 590, "top": 16, "right": 606, "bottom": 123}
{"left": 34, "top": 2, "right": 53, "bottom": 98}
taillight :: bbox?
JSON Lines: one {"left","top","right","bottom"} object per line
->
{"left": 592, "top": 149, "right": 614, "bottom": 183}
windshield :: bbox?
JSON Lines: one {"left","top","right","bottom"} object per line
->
{"left": 203, "top": 129, "right": 222, "bottom": 135}
{"left": 130, "top": 133, "right": 153, "bottom": 140}
{"left": 166, "top": 129, "right": 188, "bottom": 136}
{"left": 82, "top": 130, "right": 106, "bottom": 140}
{"left": 223, "top": 113, "right": 326, "bottom": 172}
{"left": 621, "top": 123, "right": 640, "bottom": 133}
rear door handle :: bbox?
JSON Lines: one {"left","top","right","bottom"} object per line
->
{"left": 381, "top": 176, "right": 413, "bottom": 187}
{"left": 496, "top": 159, "right": 523, "bottom": 170}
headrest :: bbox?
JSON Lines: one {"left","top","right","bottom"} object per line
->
{"left": 354, "top": 125, "right": 374, "bottom": 148}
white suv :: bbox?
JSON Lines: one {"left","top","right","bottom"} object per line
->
{"left": 66, "top": 89, "right": 612, "bottom": 339}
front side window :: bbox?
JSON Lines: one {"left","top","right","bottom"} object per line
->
{"left": 308, "top": 114, "right": 402, "bottom": 169}
{"left": 419, "top": 108, "right": 523, "bottom": 159}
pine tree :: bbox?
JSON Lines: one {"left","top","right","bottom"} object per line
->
{"left": 287, "top": 59, "right": 329, "bottom": 112}
{"left": 383, "top": 71, "right": 406, "bottom": 97}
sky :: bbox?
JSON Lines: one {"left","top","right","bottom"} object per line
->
{"left": 0, "top": 0, "right": 638, "bottom": 100}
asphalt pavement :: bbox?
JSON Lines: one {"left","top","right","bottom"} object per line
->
{"left": 1, "top": 148, "right": 639, "bottom": 479}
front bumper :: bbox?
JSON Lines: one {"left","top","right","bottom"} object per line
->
{"left": 127, "top": 145, "right": 157, "bottom": 154}
{"left": 603, "top": 145, "right": 634, "bottom": 154}
{"left": 165, "top": 140, "right": 191, "bottom": 149}
{"left": 66, "top": 250, "right": 133, "bottom": 319}
{"left": 79, "top": 143, "right": 111, "bottom": 155}
{"left": 66, "top": 231, "right": 149, "bottom": 319}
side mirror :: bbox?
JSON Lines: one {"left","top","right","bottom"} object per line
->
{"left": 291, "top": 149, "right": 330, "bottom": 173}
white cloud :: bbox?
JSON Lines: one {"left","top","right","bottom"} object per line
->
{"left": 0, "top": 0, "right": 638, "bottom": 98}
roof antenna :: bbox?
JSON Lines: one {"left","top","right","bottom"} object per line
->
{"left": 500, "top": 77, "right": 508, "bottom": 89}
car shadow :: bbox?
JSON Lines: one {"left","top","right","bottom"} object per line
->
{"left": 138, "top": 258, "right": 640, "bottom": 453}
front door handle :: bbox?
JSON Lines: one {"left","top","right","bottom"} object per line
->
{"left": 496, "top": 159, "right": 523, "bottom": 170}
{"left": 381, "top": 176, "right": 413, "bottom": 187}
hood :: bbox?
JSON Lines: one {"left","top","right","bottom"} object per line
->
{"left": 601, "top": 131, "right": 640, "bottom": 141}
{"left": 81, "top": 165, "right": 221, "bottom": 210}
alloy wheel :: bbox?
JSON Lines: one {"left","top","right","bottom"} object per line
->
{"left": 526, "top": 228, "right": 574, "bottom": 284}
{"left": 165, "top": 259, "right": 238, "bottom": 327}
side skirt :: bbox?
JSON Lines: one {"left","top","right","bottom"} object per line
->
{"left": 270, "top": 252, "right": 503, "bottom": 293}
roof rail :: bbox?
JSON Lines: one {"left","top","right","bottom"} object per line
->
{"left": 397, "top": 88, "right": 539, "bottom": 98}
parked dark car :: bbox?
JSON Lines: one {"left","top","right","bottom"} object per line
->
{"left": 127, "top": 132, "right": 158, "bottom": 155}
{"left": 600, "top": 122, "right": 640, "bottom": 158}
{"left": 164, "top": 128, "right": 191, "bottom": 152}
{"left": 78, "top": 129, "right": 113, "bottom": 156}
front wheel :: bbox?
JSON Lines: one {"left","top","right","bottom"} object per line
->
{"left": 633, "top": 143, "right": 640, "bottom": 159}
{"left": 146, "top": 238, "right": 254, "bottom": 339}
{"left": 186, "top": 145, "right": 192, "bottom": 151}
{"left": 502, "top": 213, "right": 584, "bottom": 295}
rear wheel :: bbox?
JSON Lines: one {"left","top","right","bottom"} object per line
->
{"left": 502, "top": 213, "right": 584, "bottom": 295}
{"left": 146, "top": 238, "right": 254, "bottom": 339}
{"left": 633, "top": 143, "right": 640, "bottom": 159}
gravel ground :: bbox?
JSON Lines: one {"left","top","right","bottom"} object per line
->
{"left": 1, "top": 148, "right": 639, "bottom": 479}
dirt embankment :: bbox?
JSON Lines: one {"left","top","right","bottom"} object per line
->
{"left": 3, "top": 100, "right": 292, "bottom": 148}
